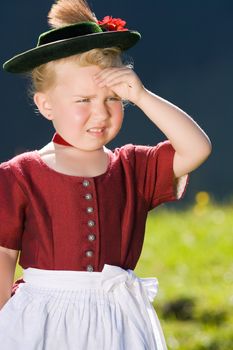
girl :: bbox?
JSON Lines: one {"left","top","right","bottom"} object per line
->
{"left": 0, "top": 0, "right": 211, "bottom": 349}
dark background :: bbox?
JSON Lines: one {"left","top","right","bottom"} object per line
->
{"left": 1, "top": 1, "right": 233, "bottom": 204}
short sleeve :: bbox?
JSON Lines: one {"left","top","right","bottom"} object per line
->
{"left": 133, "top": 141, "right": 189, "bottom": 209}
{"left": 0, "top": 163, "right": 27, "bottom": 250}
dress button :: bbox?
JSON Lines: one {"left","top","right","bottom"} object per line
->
{"left": 87, "top": 220, "right": 95, "bottom": 227}
{"left": 86, "top": 250, "right": 94, "bottom": 257}
{"left": 86, "top": 207, "right": 94, "bottom": 214}
{"left": 86, "top": 265, "right": 94, "bottom": 272}
{"left": 88, "top": 234, "right": 96, "bottom": 241}
{"left": 83, "top": 179, "right": 90, "bottom": 187}
{"left": 85, "top": 193, "right": 92, "bottom": 200}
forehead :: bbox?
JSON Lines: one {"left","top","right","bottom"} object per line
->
{"left": 50, "top": 60, "right": 115, "bottom": 97}
{"left": 54, "top": 61, "right": 102, "bottom": 83}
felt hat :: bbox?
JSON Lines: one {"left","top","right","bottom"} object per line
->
{"left": 3, "top": 18, "right": 141, "bottom": 74}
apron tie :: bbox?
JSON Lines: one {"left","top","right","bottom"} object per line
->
{"left": 101, "top": 264, "right": 167, "bottom": 350}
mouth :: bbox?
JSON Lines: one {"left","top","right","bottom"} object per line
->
{"left": 87, "top": 127, "right": 106, "bottom": 136}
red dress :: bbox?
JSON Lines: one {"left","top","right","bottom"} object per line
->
{"left": 0, "top": 135, "right": 188, "bottom": 273}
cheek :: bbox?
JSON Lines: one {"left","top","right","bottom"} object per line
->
{"left": 56, "top": 104, "right": 89, "bottom": 126}
{"left": 72, "top": 105, "right": 90, "bottom": 121}
{"left": 110, "top": 102, "right": 123, "bottom": 113}
{"left": 113, "top": 104, "right": 124, "bottom": 122}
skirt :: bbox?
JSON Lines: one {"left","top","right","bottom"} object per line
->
{"left": 0, "top": 264, "right": 167, "bottom": 350}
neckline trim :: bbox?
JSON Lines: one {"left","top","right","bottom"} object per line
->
{"left": 52, "top": 133, "right": 73, "bottom": 147}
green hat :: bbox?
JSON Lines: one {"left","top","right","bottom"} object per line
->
{"left": 3, "top": 18, "right": 141, "bottom": 74}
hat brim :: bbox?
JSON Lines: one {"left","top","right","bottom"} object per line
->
{"left": 3, "top": 30, "right": 141, "bottom": 74}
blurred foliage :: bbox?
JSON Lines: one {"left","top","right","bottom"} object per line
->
{"left": 15, "top": 193, "right": 233, "bottom": 349}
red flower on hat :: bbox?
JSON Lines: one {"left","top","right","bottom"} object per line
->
{"left": 98, "top": 16, "right": 128, "bottom": 31}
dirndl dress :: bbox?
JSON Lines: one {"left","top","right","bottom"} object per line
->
{"left": 0, "top": 264, "right": 167, "bottom": 350}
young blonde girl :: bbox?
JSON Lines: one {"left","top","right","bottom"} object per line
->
{"left": 0, "top": 0, "right": 211, "bottom": 349}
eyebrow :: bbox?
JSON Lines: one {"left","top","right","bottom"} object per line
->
{"left": 73, "top": 93, "right": 119, "bottom": 98}
{"left": 73, "top": 94, "right": 96, "bottom": 98}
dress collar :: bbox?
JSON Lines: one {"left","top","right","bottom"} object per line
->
{"left": 52, "top": 132, "right": 73, "bottom": 147}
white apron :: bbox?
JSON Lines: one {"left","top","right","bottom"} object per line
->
{"left": 0, "top": 264, "right": 167, "bottom": 350}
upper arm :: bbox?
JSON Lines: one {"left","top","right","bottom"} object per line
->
{"left": 0, "top": 246, "right": 19, "bottom": 262}
{"left": 173, "top": 152, "right": 191, "bottom": 178}
{"left": 173, "top": 142, "right": 212, "bottom": 178}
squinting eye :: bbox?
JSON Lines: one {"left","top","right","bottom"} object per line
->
{"left": 76, "top": 98, "right": 90, "bottom": 103}
{"left": 107, "top": 97, "right": 122, "bottom": 102}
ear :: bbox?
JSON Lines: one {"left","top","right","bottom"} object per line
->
{"left": 33, "top": 92, "right": 53, "bottom": 120}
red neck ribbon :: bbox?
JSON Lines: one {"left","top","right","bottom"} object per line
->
{"left": 52, "top": 132, "right": 73, "bottom": 147}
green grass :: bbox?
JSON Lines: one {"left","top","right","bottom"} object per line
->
{"left": 15, "top": 201, "right": 233, "bottom": 349}
{"left": 135, "top": 203, "right": 233, "bottom": 350}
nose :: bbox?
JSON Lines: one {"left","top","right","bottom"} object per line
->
{"left": 92, "top": 101, "right": 110, "bottom": 122}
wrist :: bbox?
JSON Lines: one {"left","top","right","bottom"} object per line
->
{"left": 133, "top": 87, "right": 150, "bottom": 108}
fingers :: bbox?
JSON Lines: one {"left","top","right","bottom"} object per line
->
{"left": 94, "top": 67, "right": 133, "bottom": 88}
{"left": 93, "top": 67, "right": 143, "bottom": 103}
{"left": 97, "top": 74, "right": 133, "bottom": 88}
{"left": 94, "top": 67, "right": 130, "bottom": 81}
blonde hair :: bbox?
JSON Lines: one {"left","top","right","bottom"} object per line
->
{"left": 30, "top": 0, "right": 132, "bottom": 94}
{"left": 31, "top": 47, "right": 128, "bottom": 93}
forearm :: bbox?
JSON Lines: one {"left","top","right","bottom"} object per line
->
{"left": 135, "top": 88, "right": 212, "bottom": 176}
{"left": 0, "top": 247, "right": 18, "bottom": 310}
{"left": 137, "top": 89, "right": 211, "bottom": 156}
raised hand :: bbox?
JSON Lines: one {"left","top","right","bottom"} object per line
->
{"left": 93, "top": 67, "right": 145, "bottom": 104}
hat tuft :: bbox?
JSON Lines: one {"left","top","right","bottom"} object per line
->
{"left": 48, "top": 0, "right": 97, "bottom": 28}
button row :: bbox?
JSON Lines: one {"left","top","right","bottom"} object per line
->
{"left": 87, "top": 220, "right": 95, "bottom": 228}
{"left": 86, "top": 250, "right": 94, "bottom": 257}
{"left": 85, "top": 193, "right": 92, "bottom": 200}
{"left": 88, "top": 234, "right": 96, "bottom": 241}
{"left": 86, "top": 265, "right": 94, "bottom": 272}
{"left": 83, "top": 179, "right": 90, "bottom": 187}
{"left": 83, "top": 180, "right": 94, "bottom": 272}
